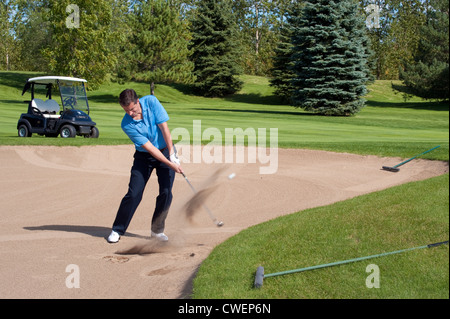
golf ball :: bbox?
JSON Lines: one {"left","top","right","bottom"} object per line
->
{"left": 228, "top": 173, "right": 236, "bottom": 180}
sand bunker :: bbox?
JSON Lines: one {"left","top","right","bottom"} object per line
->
{"left": 0, "top": 145, "right": 447, "bottom": 298}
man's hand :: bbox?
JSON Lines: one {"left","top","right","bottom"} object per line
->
{"left": 170, "top": 152, "right": 180, "bottom": 166}
{"left": 171, "top": 163, "right": 184, "bottom": 174}
{"left": 169, "top": 152, "right": 183, "bottom": 174}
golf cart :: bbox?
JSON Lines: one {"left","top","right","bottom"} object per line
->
{"left": 17, "top": 76, "right": 99, "bottom": 138}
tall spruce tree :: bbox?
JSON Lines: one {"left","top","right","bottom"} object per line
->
{"left": 190, "top": 0, "right": 243, "bottom": 97}
{"left": 398, "top": 0, "right": 449, "bottom": 100}
{"left": 290, "top": 0, "right": 372, "bottom": 116}
{"left": 269, "top": 19, "right": 295, "bottom": 102}
{"left": 269, "top": 2, "right": 303, "bottom": 102}
{"left": 117, "top": 0, "right": 194, "bottom": 95}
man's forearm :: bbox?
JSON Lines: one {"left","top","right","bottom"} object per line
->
{"left": 141, "top": 141, "right": 172, "bottom": 166}
{"left": 158, "top": 122, "right": 175, "bottom": 155}
{"left": 141, "top": 141, "right": 183, "bottom": 174}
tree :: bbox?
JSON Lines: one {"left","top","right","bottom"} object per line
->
{"left": 116, "top": 0, "right": 194, "bottom": 95}
{"left": 269, "top": 24, "right": 294, "bottom": 102}
{"left": 361, "top": 0, "right": 426, "bottom": 80}
{"left": 0, "top": 0, "right": 19, "bottom": 70}
{"left": 398, "top": 0, "right": 449, "bottom": 100}
{"left": 190, "top": 0, "right": 243, "bottom": 97}
{"left": 231, "top": 0, "right": 278, "bottom": 76}
{"left": 290, "top": 0, "right": 373, "bottom": 116}
{"left": 42, "top": 0, "right": 115, "bottom": 89}
{"left": 269, "top": 2, "right": 303, "bottom": 102}
{"left": 13, "top": 0, "right": 52, "bottom": 71}
{"left": 108, "top": 0, "right": 133, "bottom": 82}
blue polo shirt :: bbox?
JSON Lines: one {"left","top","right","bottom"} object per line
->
{"left": 121, "top": 95, "right": 169, "bottom": 152}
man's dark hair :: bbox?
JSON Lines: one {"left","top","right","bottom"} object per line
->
{"left": 119, "top": 89, "right": 138, "bottom": 107}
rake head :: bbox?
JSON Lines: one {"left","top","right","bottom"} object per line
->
{"left": 382, "top": 166, "right": 400, "bottom": 172}
{"left": 254, "top": 266, "right": 265, "bottom": 288}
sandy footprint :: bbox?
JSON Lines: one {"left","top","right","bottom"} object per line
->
{"left": 146, "top": 266, "right": 178, "bottom": 277}
{"left": 102, "top": 255, "right": 130, "bottom": 263}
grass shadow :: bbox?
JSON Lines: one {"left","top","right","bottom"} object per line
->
{"left": 0, "top": 71, "right": 45, "bottom": 90}
{"left": 195, "top": 107, "right": 320, "bottom": 117}
{"left": 224, "top": 93, "right": 285, "bottom": 106}
{"left": 88, "top": 94, "right": 118, "bottom": 104}
{"left": 366, "top": 100, "right": 449, "bottom": 111}
{"left": 169, "top": 83, "right": 286, "bottom": 106}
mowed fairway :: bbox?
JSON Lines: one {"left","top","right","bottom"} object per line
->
{"left": 0, "top": 71, "right": 448, "bottom": 299}
{"left": 1, "top": 71, "right": 448, "bottom": 160}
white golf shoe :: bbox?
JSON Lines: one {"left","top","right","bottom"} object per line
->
{"left": 107, "top": 230, "right": 120, "bottom": 243}
{"left": 151, "top": 231, "right": 169, "bottom": 242}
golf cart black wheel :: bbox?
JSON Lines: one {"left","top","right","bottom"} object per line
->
{"left": 87, "top": 126, "right": 99, "bottom": 138}
{"left": 60, "top": 125, "right": 76, "bottom": 138}
{"left": 18, "top": 124, "right": 31, "bottom": 137}
{"left": 83, "top": 126, "right": 99, "bottom": 138}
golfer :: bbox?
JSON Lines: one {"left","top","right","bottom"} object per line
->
{"left": 107, "top": 89, "right": 183, "bottom": 243}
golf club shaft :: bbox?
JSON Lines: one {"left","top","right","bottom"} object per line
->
{"left": 182, "top": 173, "right": 223, "bottom": 226}
{"left": 182, "top": 172, "right": 198, "bottom": 193}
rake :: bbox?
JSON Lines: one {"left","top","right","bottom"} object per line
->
{"left": 254, "top": 240, "right": 448, "bottom": 288}
{"left": 382, "top": 145, "right": 441, "bottom": 172}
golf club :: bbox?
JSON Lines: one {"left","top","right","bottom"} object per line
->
{"left": 382, "top": 145, "right": 440, "bottom": 172}
{"left": 254, "top": 240, "right": 448, "bottom": 288}
{"left": 182, "top": 173, "right": 224, "bottom": 227}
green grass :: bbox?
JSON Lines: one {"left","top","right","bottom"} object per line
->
{"left": 193, "top": 174, "right": 449, "bottom": 299}
{"left": 0, "top": 70, "right": 448, "bottom": 299}
{"left": 0, "top": 71, "right": 448, "bottom": 160}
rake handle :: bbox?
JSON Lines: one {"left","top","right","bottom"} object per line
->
{"left": 263, "top": 240, "right": 448, "bottom": 279}
{"left": 393, "top": 145, "right": 441, "bottom": 168}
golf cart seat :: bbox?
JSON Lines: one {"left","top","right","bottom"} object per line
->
{"left": 31, "top": 98, "right": 61, "bottom": 118}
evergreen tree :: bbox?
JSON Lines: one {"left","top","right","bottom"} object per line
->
{"left": 269, "top": 25, "right": 295, "bottom": 102}
{"left": 117, "top": 0, "right": 194, "bottom": 95}
{"left": 398, "top": 0, "right": 449, "bottom": 100}
{"left": 269, "top": 2, "right": 303, "bottom": 102}
{"left": 290, "top": 0, "right": 373, "bottom": 116}
{"left": 190, "top": 0, "right": 243, "bottom": 97}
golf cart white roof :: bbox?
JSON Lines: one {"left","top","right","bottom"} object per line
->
{"left": 27, "top": 76, "right": 87, "bottom": 84}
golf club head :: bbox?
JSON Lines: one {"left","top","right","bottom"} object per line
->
{"left": 382, "top": 166, "right": 400, "bottom": 172}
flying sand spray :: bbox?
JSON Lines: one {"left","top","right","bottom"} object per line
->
{"left": 182, "top": 172, "right": 224, "bottom": 227}
{"left": 116, "top": 168, "right": 228, "bottom": 255}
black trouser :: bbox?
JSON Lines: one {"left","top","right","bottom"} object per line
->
{"left": 112, "top": 148, "right": 175, "bottom": 235}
